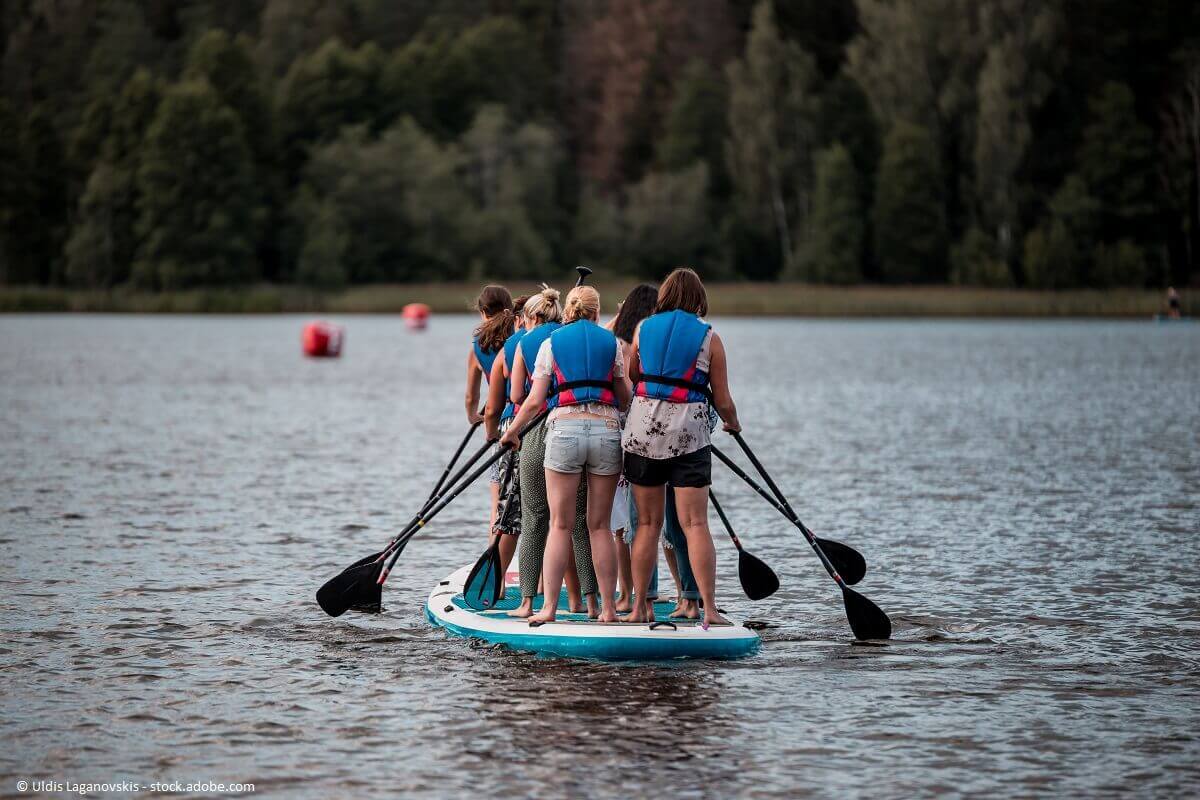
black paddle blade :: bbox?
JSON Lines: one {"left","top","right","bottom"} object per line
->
{"left": 462, "top": 542, "right": 503, "bottom": 610}
{"left": 737, "top": 549, "right": 780, "bottom": 601}
{"left": 817, "top": 537, "right": 867, "bottom": 586}
{"left": 841, "top": 585, "right": 891, "bottom": 640}
{"left": 316, "top": 558, "right": 383, "bottom": 617}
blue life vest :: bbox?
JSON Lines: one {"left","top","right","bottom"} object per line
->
{"left": 472, "top": 336, "right": 499, "bottom": 382}
{"left": 500, "top": 329, "right": 526, "bottom": 420}
{"left": 635, "top": 310, "right": 712, "bottom": 403}
{"left": 546, "top": 320, "right": 618, "bottom": 409}
{"left": 518, "top": 321, "right": 561, "bottom": 396}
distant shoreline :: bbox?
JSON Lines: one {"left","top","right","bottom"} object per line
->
{"left": 0, "top": 283, "right": 1190, "bottom": 318}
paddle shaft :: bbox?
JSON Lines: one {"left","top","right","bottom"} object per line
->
{"left": 378, "top": 409, "right": 550, "bottom": 583}
{"left": 427, "top": 421, "right": 481, "bottom": 503}
{"left": 712, "top": 443, "right": 823, "bottom": 539}
{"left": 726, "top": 433, "right": 848, "bottom": 589}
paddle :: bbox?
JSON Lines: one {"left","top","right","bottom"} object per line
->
{"left": 710, "top": 445, "right": 867, "bottom": 586}
{"left": 728, "top": 432, "right": 891, "bottom": 640}
{"left": 462, "top": 450, "right": 518, "bottom": 610}
{"left": 317, "top": 434, "right": 498, "bottom": 617}
{"left": 374, "top": 408, "right": 551, "bottom": 585}
{"left": 427, "top": 421, "right": 481, "bottom": 503}
{"left": 709, "top": 490, "right": 779, "bottom": 601}
{"left": 462, "top": 266, "right": 593, "bottom": 609}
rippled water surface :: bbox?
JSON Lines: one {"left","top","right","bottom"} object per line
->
{"left": 2, "top": 314, "right": 1198, "bottom": 798}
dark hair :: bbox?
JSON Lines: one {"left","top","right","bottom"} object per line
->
{"left": 612, "top": 283, "right": 658, "bottom": 344}
{"left": 473, "top": 285, "right": 514, "bottom": 352}
{"left": 512, "top": 294, "right": 532, "bottom": 315}
{"left": 655, "top": 267, "right": 708, "bottom": 317}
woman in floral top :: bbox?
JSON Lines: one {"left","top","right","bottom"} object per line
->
{"left": 622, "top": 268, "right": 741, "bottom": 628}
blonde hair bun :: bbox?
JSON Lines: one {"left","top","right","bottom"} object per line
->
{"left": 539, "top": 285, "right": 560, "bottom": 303}
{"left": 563, "top": 286, "right": 601, "bottom": 323}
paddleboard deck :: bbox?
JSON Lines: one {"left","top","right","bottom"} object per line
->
{"left": 426, "top": 564, "right": 760, "bottom": 661}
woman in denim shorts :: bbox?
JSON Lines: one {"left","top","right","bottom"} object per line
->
{"left": 502, "top": 286, "right": 631, "bottom": 624}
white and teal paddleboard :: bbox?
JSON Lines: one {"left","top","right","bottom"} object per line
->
{"left": 426, "top": 564, "right": 760, "bottom": 661}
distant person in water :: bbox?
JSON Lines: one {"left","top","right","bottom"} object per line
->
{"left": 624, "top": 268, "right": 741, "bottom": 629}
{"left": 1166, "top": 287, "right": 1181, "bottom": 319}
{"left": 468, "top": 285, "right": 515, "bottom": 535}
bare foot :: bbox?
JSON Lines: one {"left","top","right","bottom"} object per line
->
{"left": 568, "top": 600, "right": 584, "bottom": 613}
{"left": 506, "top": 599, "right": 534, "bottom": 618}
{"left": 597, "top": 609, "right": 618, "bottom": 624}
{"left": 701, "top": 609, "right": 732, "bottom": 630}
{"left": 670, "top": 600, "right": 699, "bottom": 620}
{"left": 614, "top": 593, "right": 633, "bottom": 614}
{"left": 586, "top": 595, "right": 599, "bottom": 620}
{"left": 528, "top": 610, "right": 556, "bottom": 625}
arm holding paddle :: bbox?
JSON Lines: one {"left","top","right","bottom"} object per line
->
{"left": 483, "top": 354, "right": 507, "bottom": 442}
{"left": 509, "top": 347, "right": 530, "bottom": 407}
{"left": 706, "top": 333, "right": 741, "bottom": 433}
{"left": 464, "top": 351, "right": 484, "bottom": 425}
{"left": 500, "top": 373, "right": 551, "bottom": 449}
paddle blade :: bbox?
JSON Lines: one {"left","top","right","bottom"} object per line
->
{"left": 737, "top": 549, "right": 780, "bottom": 601}
{"left": 841, "top": 585, "right": 891, "bottom": 640}
{"left": 817, "top": 537, "right": 866, "bottom": 586}
{"left": 317, "top": 558, "right": 383, "bottom": 617}
{"left": 462, "top": 543, "right": 502, "bottom": 610}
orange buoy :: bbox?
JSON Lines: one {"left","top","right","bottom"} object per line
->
{"left": 302, "top": 321, "right": 344, "bottom": 358}
{"left": 402, "top": 302, "right": 431, "bottom": 330}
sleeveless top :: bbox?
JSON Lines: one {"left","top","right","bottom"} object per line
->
{"left": 621, "top": 319, "right": 714, "bottom": 459}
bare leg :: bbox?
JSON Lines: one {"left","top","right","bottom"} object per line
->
{"left": 615, "top": 534, "right": 633, "bottom": 613}
{"left": 498, "top": 533, "right": 518, "bottom": 582}
{"left": 488, "top": 481, "right": 500, "bottom": 532}
{"left": 673, "top": 486, "right": 729, "bottom": 627}
{"left": 663, "top": 540, "right": 682, "bottom": 609}
{"left": 626, "top": 484, "right": 664, "bottom": 624}
{"left": 585, "top": 471, "right": 620, "bottom": 623}
{"left": 565, "top": 560, "right": 582, "bottom": 612}
{"left": 529, "top": 469, "right": 582, "bottom": 624}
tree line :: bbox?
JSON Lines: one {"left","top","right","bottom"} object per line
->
{"left": 1, "top": 0, "right": 1197, "bottom": 290}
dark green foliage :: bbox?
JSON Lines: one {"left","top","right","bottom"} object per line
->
{"left": 0, "top": 0, "right": 1194, "bottom": 288}
{"left": 798, "top": 144, "right": 864, "bottom": 284}
{"left": 873, "top": 122, "right": 948, "bottom": 283}
{"left": 65, "top": 70, "right": 164, "bottom": 288}
{"left": 134, "top": 81, "right": 257, "bottom": 289}
{"left": 277, "top": 39, "right": 384, "bottom": 184}
{"left": 1022, "top": 175, "right": 1098, "bottom": 288}
{"left": 1077, "top": 82, "right": 1158, "bottom": 247}
{"left": 428, "top": 17, "right": 548, "bottom": 137}
{"left": 656, "top": 60, "right": 729, "bottom": 198}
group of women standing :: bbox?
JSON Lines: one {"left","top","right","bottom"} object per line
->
{"left": 466, "top": 268, "right": 741, "bottom": 630}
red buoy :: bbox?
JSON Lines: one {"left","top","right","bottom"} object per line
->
{"left": 402, "top": 303, "right": 431, "bottom": 331}
{"left": 302, "top": 321, "right": 344, "bottom": 358}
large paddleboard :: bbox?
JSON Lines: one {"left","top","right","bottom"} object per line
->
{"left": 426, "top": 564, "right": 759, "bottom": 661}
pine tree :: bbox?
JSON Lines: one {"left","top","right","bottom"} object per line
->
{"left": 656, "top": 59, "right": 729, "bottom": 198}
{"left": 798, "top": 144, "right": 864, "bottom": 284}
{"left": 873, "top": 122, "right": 948, "bottom": 282}
{"left": 65, "top": 70, "right": 163, "bottom": 288}
{"left": 135, "top": 80, "right": 257, "bottom": 289}
{"left": 1077, "top": 82, "right": 1158, "bottom": 247}
{"left": 725, "top": 0, "right": 820, "bottom": 278}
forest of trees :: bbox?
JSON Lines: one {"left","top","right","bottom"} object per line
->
{"left": 1, "top": 0, "right": 1198, "bottom": 291}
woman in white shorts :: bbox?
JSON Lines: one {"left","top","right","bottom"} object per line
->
{"left": 501, "top": 286, "right": 631, "bottom": 624}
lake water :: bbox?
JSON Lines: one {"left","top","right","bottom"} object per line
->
{"left": 1, "top": 314, "right": 1197, "bottom": 798}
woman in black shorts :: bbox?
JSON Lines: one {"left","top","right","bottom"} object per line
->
{"left": 622, "top": 268, "right": 741, "bottom": 628}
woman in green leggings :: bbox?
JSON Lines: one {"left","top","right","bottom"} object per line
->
{"left": 504, "top": 286, "right": 598, "bottom": 617}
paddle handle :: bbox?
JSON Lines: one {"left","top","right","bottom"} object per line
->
{"left": 726, "top": 433, "right": 846, "bottom": 588}
{"left": 426, "top": 421, "right": 481, "bottom": 503}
